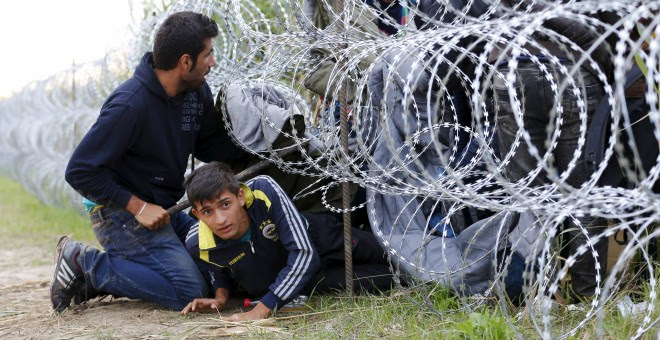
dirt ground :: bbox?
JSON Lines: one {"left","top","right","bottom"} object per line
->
{"left": 0, "top": 242, "right": 286, "bottom": 339}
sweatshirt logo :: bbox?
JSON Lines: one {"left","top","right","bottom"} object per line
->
{"left": 182, "top": 92, "right": 204, "bottom": 132}
{"left": 229, "top": 252, "right": 246, "bottom": 266}
{"left": 262, "top": 224, "right": 277, "bottom": 240}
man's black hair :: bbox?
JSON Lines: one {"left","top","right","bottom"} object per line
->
{"left": 153, "top": 11, "right": 218, "bottom": 71}
{"left": 184, "top": 162, "right": 240, "bottom": 208}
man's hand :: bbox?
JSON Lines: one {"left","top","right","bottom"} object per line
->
{"left": 181, "top": 297, "right": 227, "bottom": 314}
{"left": 223, "top": 302, "right": 271, "bottom": 321}
{"left": 126, "top": 195, "right": 170, "bottom": 230}
{"left": 135, "top": 203, "right": 170, "bottom": 230}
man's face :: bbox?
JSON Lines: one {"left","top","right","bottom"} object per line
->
{"left": 192, "top": 189, "right": 249, "bottom": 240}
{"left": 182, "top": 37, "right": 217, "bottom": 90}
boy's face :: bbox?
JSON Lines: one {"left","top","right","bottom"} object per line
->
{"left": 192, "top": 189, "right": 249, "bottom": 240}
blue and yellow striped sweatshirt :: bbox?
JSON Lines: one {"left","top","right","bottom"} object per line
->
{"left": 185, "top": 176, "right": 320, "bottom": 310}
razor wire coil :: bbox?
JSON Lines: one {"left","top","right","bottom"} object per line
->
{"left": 1, "top": 0, "right": 660, "bottom": 338}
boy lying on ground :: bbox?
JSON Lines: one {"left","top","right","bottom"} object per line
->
{"left": 181, "top": 162, "right": 395, "bottom": 320}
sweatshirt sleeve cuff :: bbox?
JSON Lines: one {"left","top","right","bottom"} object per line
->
{"left": 260, "top": 291, "right": 284, "bottom": 310}
{"left": 112, "top": 190, "right": 132, "bottom": 209}
{"left": 212, "top": 278, "right": 233, "bottom": 293}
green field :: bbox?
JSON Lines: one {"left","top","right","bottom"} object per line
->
{"left": 0, "top": 175, "right": 96, "bottom": 247}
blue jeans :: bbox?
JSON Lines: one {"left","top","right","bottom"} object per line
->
{"left": 78, "top": 206, "right": 208, "bottom": 310}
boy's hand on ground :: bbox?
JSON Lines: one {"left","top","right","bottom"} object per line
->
{"left": 223, "top": 302, "right": 271, "bottom": 321}
{"left": 136, "top": 203, "right": 170, "bottom": 230}
{"left": 181, "top": 297, "right": 227, "bottom": 314}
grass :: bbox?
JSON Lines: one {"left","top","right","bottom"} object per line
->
{"left": 0, "top": 174, "right": 96, "bottom": 248}
{"left": 0, "top": 173, "right": 659, "bottom": 338}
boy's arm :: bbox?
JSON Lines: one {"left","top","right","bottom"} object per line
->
{"left": 255, "top": 177, "right": 321, "bottom": 311}
{"left": 182, "top": 241, "right": 235, "bottom": 314}
{"left": 220, "top": 176, "right": 321, "bottom": 322}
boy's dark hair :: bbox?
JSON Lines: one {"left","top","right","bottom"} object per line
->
{"left": 184, "top": 162, "right": 241, "bottom": 207}
{"left": 153, "top": 11, "right": 218, "bottom": 71}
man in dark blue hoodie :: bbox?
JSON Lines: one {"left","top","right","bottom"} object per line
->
{"left": 50, "top": 11, "right": 240, "bottom": 312}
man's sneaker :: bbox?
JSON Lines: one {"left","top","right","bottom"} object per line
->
{"left": 50, "top": 236, "right": 84, "bottom": 312}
